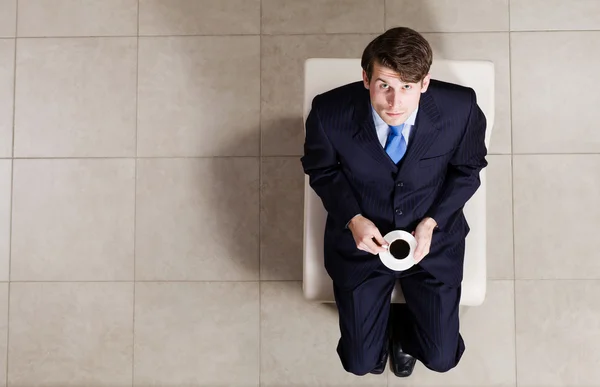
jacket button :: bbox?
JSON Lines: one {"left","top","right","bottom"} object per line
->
{"left": 395, "top": 208, "right": 402, "bottom": 215}
{"left": 396, "top": 182, "right": 404, "bottom": 187}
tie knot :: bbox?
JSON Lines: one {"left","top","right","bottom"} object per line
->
{"left": 389, "top": 124, "right": 404, "bottom": 136}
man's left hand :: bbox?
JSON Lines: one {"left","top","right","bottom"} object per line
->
{"left": 411, "top": 217, "right": 437, "bottom": 263}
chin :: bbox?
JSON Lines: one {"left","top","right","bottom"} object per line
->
{"left": 388, "top": 117, "right": 405, "bottom": 126}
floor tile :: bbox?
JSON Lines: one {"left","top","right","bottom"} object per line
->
{"left": 134, "top": 282, "right": 259, "bottom": 387}
{"left": 514, "top": 155, "right": 600, "bottom": 279}
{"left": 8, "top": 282, "right": 133, "bottom": 387}
{"left": 11, "top": 159, "right": 135, "bottom": 281}
{"left": 260, "top": 157, "right": 304, "bottom": 280}
{"left": 511, "top": 0, "right": 600, "bottom": 31}
{"left": 139, "top": 0, "right": 260, "bottom": 35}
{"left": 138, "top": 36, "right": 260, "bottom": 157}
{"left": 136, "top": 158, "right": 259, "bottom": 280}
{"left": 516, "top": 280, "right": 600, "bottom": 386}
{"left": 262, "top": 0, "right": 384, "bottom": 34}
{"left": 386, "top": 0, "right": 509, "bottom": 32}
{"left": 14, "top": 37, "right": 137, "bottom": 157}
{"left": 17, "top": 0, "right": 137, "bottom": 37}
{"left": 512, "top": 32, "right": 600, "bottom": 153}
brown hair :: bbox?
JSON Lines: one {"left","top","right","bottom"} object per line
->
{"left": 361, "top": 27, "right": 433, "bottom": 84}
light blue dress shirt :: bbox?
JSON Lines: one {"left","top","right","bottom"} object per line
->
{"left": 371, "top": 106, "right": 419, "bottom": 148}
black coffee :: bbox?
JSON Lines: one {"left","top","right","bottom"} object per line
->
{"left": 389, "top": 239, "right": 410, "bottom": 259}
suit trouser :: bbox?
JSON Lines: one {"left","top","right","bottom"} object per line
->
{"left": 333, "top": 264, "right": 465, "bottom": 375}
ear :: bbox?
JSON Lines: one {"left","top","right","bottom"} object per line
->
{"left": 420, "top": 73, "right": 431, "bottom": 93}
{"left": 362, "top": 69, "right": 370, "bottom": 89}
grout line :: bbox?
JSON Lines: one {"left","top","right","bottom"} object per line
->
{"left": 15, "top": 35, "right": 142, "bottom": 39}
{"left": 258, "top": 0, "right": 263, "bottom": 385}
{"left": 508, "top": 0, "right": 519, "bottom": 384}
{"left": 9, "top": 155, "right": 266, "bottom": 159}
{"left": 5, "top": 152, "right": 600, "bottom": 161}
{"left": 2, "top": 278, "right": 597, "bottom": 283}
{"left": 14, "top": 34, "right": 260, "bottom": 39}
{"left": 131, "top": 1, "right": 140, "bottom": 385}
{"left": 5, "top": 280, "right": 267, "bottom": 283}
{"left": 509, "top": 29, "right": 600, "bottom": 33}
{"left": 508, "top": 152, "right": 600, "bottom": 156}
{"left": 513, "top": 278, "right": 600, "bottom": 281}
{"left": 6, "top": 2, "right": 18, "bottom": 383}
{"left": 5, "top": 30, "right": 520, "bottom": 39}
{"left": 7, "top": 29, "right": 600, "bottom": 40}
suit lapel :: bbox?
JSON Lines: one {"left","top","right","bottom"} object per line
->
{"left": 351, "top": 88, "right": 398, "bottom": 172}
{"left": 398, "top": 90, "right": 442, "bottom": 170}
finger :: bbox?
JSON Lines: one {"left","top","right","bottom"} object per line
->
{"left": 414, "top": 251, "right": 421, "bottom": 262}
{"left": 371, "top": 237, "right": 388, "bottom": 252}
{"left": 357, "top": 243, "right": 367, "bottom": 253}
{"left": 372, "top": 230, "right": 388, "bottom": 249}
{"left": 364, "top": 238, "right": 384, "bottom": 254}
{"left": 358, "top": 242, "right": 373, "bottom": 255}
{"left": 416, "top": 240, "right": 431, "bottom": 261}
{"left": 414, "top": 243, "right": 424, "bottom": 261}
{"left": 423, "top": 243, "right": 431, "bottom": 258}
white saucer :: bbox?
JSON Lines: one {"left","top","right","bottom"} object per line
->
{"left": 378, "top": 230, "right": 417, "bottom": 271}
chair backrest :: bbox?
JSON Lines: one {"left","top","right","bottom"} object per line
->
{"left": 302, "top": 58, "right": 495, "bottom": 303}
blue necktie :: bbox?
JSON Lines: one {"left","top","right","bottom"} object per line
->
{"left": 385, "top": 124, "right": 407, "bottom": 164}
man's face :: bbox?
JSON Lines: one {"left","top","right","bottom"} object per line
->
{"left": 362, "top": 61, "right": 430, "bottom": 126}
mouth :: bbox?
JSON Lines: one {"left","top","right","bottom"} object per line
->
{"left": 386, "top": 112, "right": 404, "bottom": 117}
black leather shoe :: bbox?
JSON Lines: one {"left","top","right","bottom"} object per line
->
{"left": 369, "top": 346, "right": 389, "bottom": 374}
{"left": 390, "top": 339, "right": 416, "bottom": 377}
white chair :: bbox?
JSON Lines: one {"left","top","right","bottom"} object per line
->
{"left": 302, "top": 58, "right": 495, "bottom": 306}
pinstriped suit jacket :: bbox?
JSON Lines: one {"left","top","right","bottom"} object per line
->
{"left": 300, "top": 80, "right": 488, "bottom": 290}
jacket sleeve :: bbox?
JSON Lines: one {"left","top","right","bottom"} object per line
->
{"left": 300, "top": 96, "right": 362, "bottom": 227}
{"left": 425, "top": 89, "right": 488, "bottom": 231}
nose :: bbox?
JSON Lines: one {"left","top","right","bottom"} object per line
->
{"left": 387, "top": 91, "right": 402, "bottom": 108}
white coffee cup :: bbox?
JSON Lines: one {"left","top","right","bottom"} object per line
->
{"left": 378, "top": 230, "right": 417, "bottom": 271}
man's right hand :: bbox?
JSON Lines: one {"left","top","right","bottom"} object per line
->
{"left": 347, "top": 215, "right": 389, "bottom": 255}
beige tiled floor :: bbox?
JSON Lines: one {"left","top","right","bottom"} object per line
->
{"left": 0, "top": 1, "right": 599, "bottom": 386}
{"left": 14, "top": 37, "right": 137, "bottom": 157}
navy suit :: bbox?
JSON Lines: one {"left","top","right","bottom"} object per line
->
{"left": 300, "top": 80, "right": 488, "bottom": 374}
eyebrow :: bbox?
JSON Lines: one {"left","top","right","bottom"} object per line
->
{"left": 375, "top": 77, "right": 409, "bottom": 85}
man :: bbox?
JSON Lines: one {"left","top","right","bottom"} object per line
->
{"left": 300, "top": 27, "right": 488, "bottom": 377}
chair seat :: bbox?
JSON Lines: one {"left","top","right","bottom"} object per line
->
{"left": 302, "top": 58, "right": 494, "bottom": 307}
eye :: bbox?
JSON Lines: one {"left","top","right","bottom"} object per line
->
{"left": 403, "top": 84, "right": 412, "bottom": 90}
{"left": 380, "top": 83, "right": 389, "bottom": 89}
